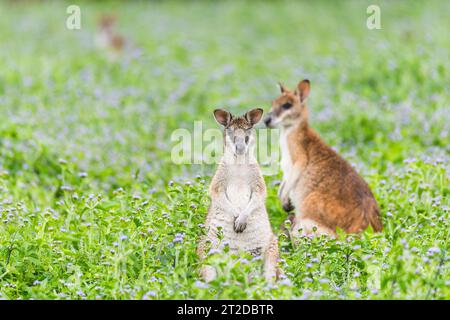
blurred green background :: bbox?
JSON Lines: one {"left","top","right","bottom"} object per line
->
{"left": 0, "top": 0, "right": 448, "bottom": 299}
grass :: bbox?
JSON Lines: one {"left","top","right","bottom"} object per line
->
{"left": 0, "top": 0, "right": 449, "bottom": 299}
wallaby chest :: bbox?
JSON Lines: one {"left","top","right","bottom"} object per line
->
{"left": 280, "top": 127, "right": 294, "bottom": 179}
{"left": 225, "top": 165, "right": 253, "bottom": 210}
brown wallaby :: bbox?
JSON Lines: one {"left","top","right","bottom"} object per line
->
{"left": 264, "top": 80, "right": 382, "bottom": 238}
{"left": 197, "top": 108, "right": 281, "bottom": 282}
{"left": 96, "top": 14, "right": 126, "bottom": 58}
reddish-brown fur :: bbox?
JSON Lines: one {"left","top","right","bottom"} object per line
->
{"left": 98, "top": 14, "right": 125, "bottom": 51}
{"left": 266, "top": 80, "right": 382, "bottom": 235}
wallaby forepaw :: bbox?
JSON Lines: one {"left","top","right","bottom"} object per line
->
{"left": 234, "top": 215, "right": 247, "bottom": 233}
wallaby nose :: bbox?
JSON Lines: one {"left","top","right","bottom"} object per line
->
{"left": 264, "top": 116, "right": 272, "bottom": 127}
{"left": 236, "top": 143, "right": 246, "bottom": 155}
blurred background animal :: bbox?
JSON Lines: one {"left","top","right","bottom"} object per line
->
{"left": 96, "top": 14, "right": 126, "bottom": 60}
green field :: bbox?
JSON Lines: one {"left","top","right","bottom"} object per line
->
{"left": 0, "top": 0, "right": 449, "bottom": 299}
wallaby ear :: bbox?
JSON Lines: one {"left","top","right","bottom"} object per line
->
{"left": 278, "top": 82, "right": 288, "bottom": 94}
{"left": 213, "top": 109, "right": 231, "bottom": 127}
{"left": 245, "top": 108, "right": 264, "bottom": 126}
{"left": 297, "top": 79, "right": 310, "bottom": 102}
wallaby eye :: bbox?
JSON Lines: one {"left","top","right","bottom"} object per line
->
{"left": 245, "top": 136, "right": 249, "bottom": 144}
{"left": 282, "top": 102, "right": 292, "bottom": 110}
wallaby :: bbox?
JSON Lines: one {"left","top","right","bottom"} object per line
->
{"left": 197, "top": 108, "right": 281, "bottom": 282}
{"left": 96, "top": 14, "right": 126, "bottom": 58}
{"left": 264, "top": 80, "right": 382, "bottom": 238}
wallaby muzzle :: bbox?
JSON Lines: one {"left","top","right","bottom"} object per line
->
{"left": 264, "top": 112, "right": 275, "bottom": 128}
{"left": 235, "top": 137, "right": 246, "bottom": 155}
